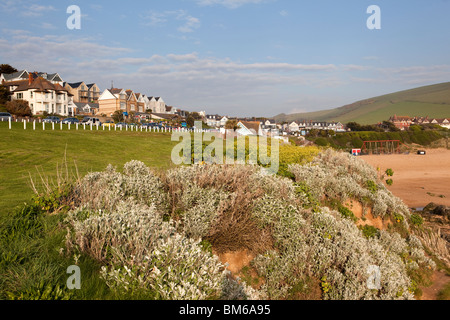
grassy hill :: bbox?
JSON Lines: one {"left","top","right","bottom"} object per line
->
{"left": 274, "top": 82, "right": 450, "bottom": 125}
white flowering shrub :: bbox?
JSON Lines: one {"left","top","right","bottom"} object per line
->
{"left": 250, "top": 197, "right": 433, "bottom": 300}
{"left": 65, "top": 200, "right": 171, "bottom": 263}
{"left": 73, "top": 162, "right": 167, "bottom": 213}
{"left": 289, "top": 149, "right": 410, "bottom": 221}
{"left": 62, "top": 158, "right": 439, "bottom": 300}
{"left": 101, "top": 234, "right": 226, "bottom": 300}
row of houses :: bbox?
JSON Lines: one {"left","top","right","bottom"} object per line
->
{"left": 0, "top": 69, "right": 175, "bottom": 118}
{"left": 389, "top": 115, "right": 450, "bottom": 130}
{"left": 286, "top": 121, "right": 346, "bottom": 133}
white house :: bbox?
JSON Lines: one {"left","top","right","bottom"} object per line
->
{"left": 236, "top": 121, "right": 263, "bottom": 136}
{"left": 430, "top": 118, "right": 450, "bottom": 129}
{"left": 5, "top": 74, "right": 71, "bottom": 116}
{"left": 206, "top": 115, "right": 221, "bottom": 128}
{"left": 219, "top": 116, "right": 229, "bottom": 127}
{"left": 289, "top": 121, "right": 300, "bottom": 132}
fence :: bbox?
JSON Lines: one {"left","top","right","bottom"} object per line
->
{"left": 1, "top": 117, "right": 208, "bottom": 134}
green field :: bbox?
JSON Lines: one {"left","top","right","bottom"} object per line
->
{"left": 0, "top": 122, "right": 178, "bottom": 217}
{"left": 275, "top": 82, "right": 450, "bottom": 124}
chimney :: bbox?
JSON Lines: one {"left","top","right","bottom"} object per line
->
{"left": 28, "top": 73, "right": 33, "bottom": 85}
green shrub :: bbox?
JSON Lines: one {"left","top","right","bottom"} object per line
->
{"left": 385, "top": 169, "right": 394, "bottom": 177}
{"left": 315, "top": 137, "right": 329, "bottom": 147}
{"left": 338, "top": 205, "right": 358, "bottom": 222}
{"left": 386, "top": 179, "right": 394, "bottom": 186}
{"left": 394, "top": 213, "right": 404, "bottom": 223}
{"left": 360, "top": 225, "right": 379, "bottom": 239}
{"left": 32, "top": 185, "right": 72, "bottom": 213}
{"left": 410, "top": 214, "right": 424, "bottom": 227}
{"left": 366, "top": 180, "right": 378, "bottom": 193}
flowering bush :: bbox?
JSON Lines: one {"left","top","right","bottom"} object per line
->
{"left": 62, "top": 157, "right": 439, "bottom": 300}
{"left": 288, "top": 149, "right": 410, "bottom": 221}
{"left": 72, "top": 162, "right": 167, "bottom": 213}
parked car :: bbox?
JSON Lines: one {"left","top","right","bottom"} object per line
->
{"left": 115, "top": 122, "right": 128, "bottom": 128}
{"left": 0, "top": 112, "right": 12, "bottom": 121}
{"left": 81, "top": 117, "right": 102, "bottom": 126}
{"left": 43, "top": 116, "right": 61, "bottom": 123}
{"left": 102, "top": 120, "right": 115, "bottom": 127}
{"left": 62, "top": 117, "right": 80, "bottom": 124}
{"left": 417, "top": 150, "right": 426, "bottom": 155}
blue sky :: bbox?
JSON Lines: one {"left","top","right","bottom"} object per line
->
{"left": 1, "top": 0, "right": 450, "bottom": 117}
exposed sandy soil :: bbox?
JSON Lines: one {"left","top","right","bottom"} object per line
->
{"left": 421, "top": 271, "right": 450, "bottom": 300}
{"left": 361, "top": 148, "right": 450, "bottom": 208}
{"left": 344, "top": 199, "right": 392, "bottom": 230}
{"left": 214, "top": 249, "right": 255, "bottom": 274}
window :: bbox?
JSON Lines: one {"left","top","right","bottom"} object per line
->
{"left": 45, "top": 104, "right": 49, "bottom": 112}
{"left": 120, "top": 102, "right": 126, "bottom": 110}
{"left": 17, "top": 93, "right": 23, "bottom": 99}
{"left": 131, "top": 104, "right": 135, "bottom": 111}
{"left": 30, "top": 103, "right": 34, "bottom": 112}
{"left": 30, "top": 91, "right": 33, "bottom": 98}
{"left": 57, "top": 106, "right": 61, "bottom": 114}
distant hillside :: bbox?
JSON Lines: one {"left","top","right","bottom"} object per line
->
{"left": 274, "top": 82, "right": 450, "bottom": 125}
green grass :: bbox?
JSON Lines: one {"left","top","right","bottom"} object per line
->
{"left": 0, "top": 122, "right": 180, "bottom": 300}
{"left": 0, "top": 121, "right": 178, "bottom": 217}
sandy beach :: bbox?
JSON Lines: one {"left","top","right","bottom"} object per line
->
{"left": 361, "top": 148, "right": 450, "bottom": 208}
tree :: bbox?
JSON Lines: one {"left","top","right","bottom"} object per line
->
{"left": 381, "top": 121, "right": 400, "bottom": 132}
{"left": 0, "top": 85, "right": 11, "bottom": 110}
{"left": 186, "top": 115, "right": 195, "bottom": 128}
{"left": 225, "top": 119, "right": 238, "bottom": 130}
{"left": 5, "top": 100, "right": 32, "bottom": 117}
{"left": 112, "top": 110, "right": 124, "bottom": 123}
{"left": 0, "top": 64, "right": 18, "bottom": 75}
{"left": 191, "top": 112, "right": 202, "bottom": 120}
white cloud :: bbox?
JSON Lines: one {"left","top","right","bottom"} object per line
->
{"left": 21, "top": 4, "right": 57, "bottom": 17}
{"left": 141, "top": 10, "right": 200, "bottom": 33}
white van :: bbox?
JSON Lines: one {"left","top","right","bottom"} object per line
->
{"left": 81, "top": 117, "right": 102, "bottom": 126}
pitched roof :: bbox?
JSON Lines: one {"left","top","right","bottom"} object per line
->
{"left": 65, "top": 82, "right": 84, "bottom": 89}
{"left": 1, "top": 70, "right": 28, "bottom": 81}
{"left": 7, "top": 77, "right": 69, "bottom": 93}
{"left": 239, "top": 121, "right": 261, "bottom": 134}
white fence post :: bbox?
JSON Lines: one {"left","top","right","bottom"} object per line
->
{"left": 43, "top": 122, "right": 45, "bottom": 131}
{"left": 8, "top": 117, "right": 11, "bottom": 129}
{"left": 23, "top": 119, "right": 26, "bottom": 130}
{"left": 52, "top": 122, "right": 55, "bottom": 130}
{"left": 33, "top": 120, "right": 36, "bottom": 130}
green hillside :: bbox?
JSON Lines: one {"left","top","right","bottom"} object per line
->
{"left": 274, "top": 82, "right": 450, "bottom": 125}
